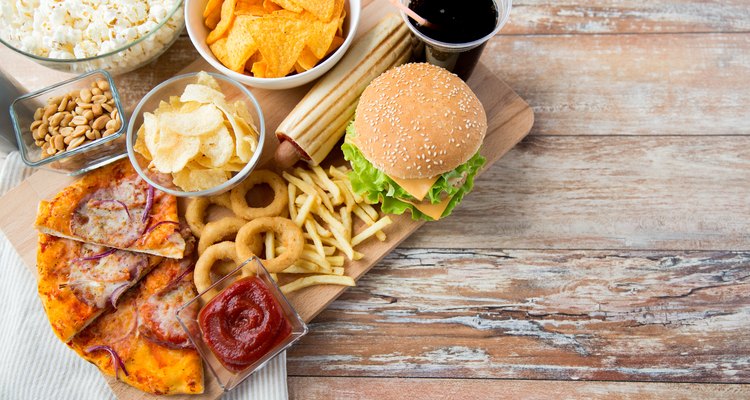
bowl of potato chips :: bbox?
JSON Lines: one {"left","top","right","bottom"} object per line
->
{"left": 185, "top": 0, "right": 360, "bottom": 89}
{"left": 126, "top": 71, "right": 266, "bottom": 197}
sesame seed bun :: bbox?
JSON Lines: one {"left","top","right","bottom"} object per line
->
{"left": 351, "top": 63, "right": 487, "bottom": 180}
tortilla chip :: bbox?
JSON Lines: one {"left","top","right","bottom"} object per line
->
{"left": 293, "top": 0, "right": 335, "bottom": 22}
{"left": 206, "top": 0, "right": 238, "bottom": 45}
{"left": 209, "top": 37, "right": 231, "bottom": 67}
{"left": 236, "top": 0, "right": 267, "bottom": 15}
{"left": 271, "top": 0, "right": 303, "bottom": 12}
{"left": 245, "top": 16, "right": 309, "bottom": 77}
{"left": 225, "top": 16, "right": 259, "bottom": 72}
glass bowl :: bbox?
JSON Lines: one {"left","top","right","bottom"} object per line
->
{"left": 184, "top": 0, "right": 361, "bottom": 89}
{"left": 10, "top": 69, "right": 128, "bottom": 175}
{"left": 0, "top": 1, "right": 184, "bottom": 76}
{"left": 126, "top": 72, "right": 266, "bottom": 197}
{"left": 176, "top": 257, "right": 307, "bottom": 391}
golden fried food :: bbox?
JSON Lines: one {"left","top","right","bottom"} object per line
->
{"left": 235, "top": 217, "right": 303, "bottom": 273}
{"left": 185, "top": 196, "right": 234, "bottom": 238}
{"left": 194, "top": 241, "right": 243, "bottom": 297}
{"left": 230, "top": 170, "right": 288, "bottom": 220}
{"left": 198, "top": 217, "right": 256, "bottom": 255}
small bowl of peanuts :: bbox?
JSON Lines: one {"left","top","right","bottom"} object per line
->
{"left": 10, "top": 69, "right": 127, "bottom": 175}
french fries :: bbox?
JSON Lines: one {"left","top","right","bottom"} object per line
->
{"left": 279, "top": 164, "right": 393, "bottom": 293}
{"left": 280, "top": 275, "right": 355, "bottom": 294}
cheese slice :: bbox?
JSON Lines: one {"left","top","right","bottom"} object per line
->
{"left": 403, "top": 197, "right": 452, "bottom": 220}
{"left": 388, "top": 174, "right": 440, "bottom": 201}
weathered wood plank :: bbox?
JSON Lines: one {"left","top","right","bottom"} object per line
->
{"left": 505, "top": 1, "right": 750, "bottom": 34}
{"left": 288, "top": 249, "right": 750, "bottom": 382}
{"left": 289, "top": 377, "right": 750, "bottom": 399}
{"left": 483, "top": 33, "right": 750, "bottom": 136}
{"left": 405, "top": 136, "right": 750, "bottom": 250}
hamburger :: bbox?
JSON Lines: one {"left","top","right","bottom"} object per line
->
{"left": 342, "top": 63, "right": 487, "bottom": 221}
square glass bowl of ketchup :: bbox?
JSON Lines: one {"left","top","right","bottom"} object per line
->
{"left": 177, "top": 257, "right": 307, "bottom": 391}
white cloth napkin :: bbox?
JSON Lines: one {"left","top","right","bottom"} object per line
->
{"left": 0, "top": 152, "right": 288, "bottom": 399}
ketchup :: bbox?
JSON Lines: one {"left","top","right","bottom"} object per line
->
{"left": 199, "top": 277, "right": 291, "bottom": 372}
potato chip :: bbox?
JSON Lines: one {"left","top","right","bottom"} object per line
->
{"left": 206, "top": 0, "right": 238, "bottom": 45}
{"left": 196, "top": 71, "right": 222, "bottom": 92}
{"left": 303, "top": 16, "right": 339, "bottom": 59}
{"left": 134, "top": 125, "right": 152, "bottom": 160}
{"left": 173, "top": 168, "right": 231, "bottom": 191}
{"left": 293, "top": 0, "right": 335, "bottom": 22}
{"left": 205, "top": 5, "right": 222, "bottom": 30}
{"left": 134, "top": 72, "right": 260, "bottom": 191}
{"left": 180, "top": 83, "right": 225, "bottom": 105}
{"left": 225, "top": 16, "right": 260, "bottom": 72}
{"left": 157, "top": 104, "right": 225, "bottom": 136}
{"left": 199, "top": 124, "right": 235, "bottom": 167}
{"left": 232, "top": 101, "right": 256, "bottom": 126}
{"left": 143, "top": 112, "right": 160, "bottom": 158}
{"left": 150, "top": 128, "right": 201, "bottom": 173}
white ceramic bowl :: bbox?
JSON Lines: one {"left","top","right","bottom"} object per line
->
{"left": 185, "top": 0, "right": 361, "bottom": 90}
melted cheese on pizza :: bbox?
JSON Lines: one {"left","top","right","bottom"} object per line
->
{"left": 35, "top": 159, "right": 185, "bottom": 258}
{"left": 67, "top": 245, "right": 149, "bottom": 309}
{"left": 37, "top": 235, "right": 160, "bottom": 342}
{"left": 69, "top": 258, "right": 204, "bottom": 395}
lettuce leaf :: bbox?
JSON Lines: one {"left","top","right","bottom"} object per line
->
{"left": 341, "top": 123, "right": 485, "bottom": 221}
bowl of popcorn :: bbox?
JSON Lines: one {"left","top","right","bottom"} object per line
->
{"left": 0, "top": 0, "right": 185, "bottom": 75}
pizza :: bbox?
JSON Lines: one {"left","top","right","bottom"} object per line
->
{"left": 69, "top": 257, "right": 204, "bottom": 395}
{"left": 37, "top": 234, "right": 162, "bottom": 342}
{"left": 35, "top": 159, "right": 186, "bottom": 259}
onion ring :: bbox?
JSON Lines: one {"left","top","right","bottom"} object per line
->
{"left": 230, "top": 170, "right": 288, "bottom": 220}
{"left": 210, "top": 192, "right": 233, "bottom": 209}
{"left": 236, "top": 217, "right": 304, "bottom": 273}
{"left": 198, "top": 217, "right": 260, "bottom": 256}
{"left": 185, "top": 195, "right": 235, "bottom": 238}
{"left": 194, "top": 241, "right": 243, "bottom": 297}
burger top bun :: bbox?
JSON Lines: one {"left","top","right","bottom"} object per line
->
{"left": 351, "top": 63, "right": 487, "bottom": 180}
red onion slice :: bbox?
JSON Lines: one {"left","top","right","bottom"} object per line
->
{"left": 142, "top": 185, "right": 155, "bottom": 224}
{"left": 73, "top": 248, "right": 116, "bottom": 263}
{"left": 86, "top": 345, "right": 129, "bottom": 378}
{"left": 158, "top": 263, "right": 195, "bottom": 296}
{"left": 141, "top": 220, "right": 180, "bottom": 237}
{"left": 109, "top": 283, "right": 130, "bottom": 309}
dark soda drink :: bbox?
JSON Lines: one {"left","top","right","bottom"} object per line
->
{"left": 403, "top": 0, "right": 507, "bottom": 80}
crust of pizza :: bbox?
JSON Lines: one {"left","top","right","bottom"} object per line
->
{"left": 37, "top": 234, "right": 162, "bottom": 342}
{"left": 69, "top": 258, "right": 204, "bottom": 395}
{"left": 34, "top": 159, "right": 185, "bottom": 259}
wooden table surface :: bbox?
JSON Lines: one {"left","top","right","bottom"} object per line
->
{"left": 2, "top": 1, "right": 750, "bottom": 398}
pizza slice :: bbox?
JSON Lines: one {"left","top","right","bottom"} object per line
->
{"left": 35, "top": 158, "right": 185, "bottom": 259}
{"left": 37, "top": 234, "right": 162, "bottom": 342}
{"left": 69, "top": 257, "right": 204, "bottom": 395}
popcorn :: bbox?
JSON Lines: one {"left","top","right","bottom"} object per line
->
{"left": 0, "top": 0, "right": 184, "bottom": 74}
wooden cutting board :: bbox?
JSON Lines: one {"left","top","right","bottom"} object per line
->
{"left": 0, "top": 1, "right": 533, "bottom": 398}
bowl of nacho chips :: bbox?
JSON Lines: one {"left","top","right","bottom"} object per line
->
{"left": 185, "top": 0, "right": 360, "bottom": 89}
{"left": 126, "top": 71, "right": 266, "bottom": 197}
